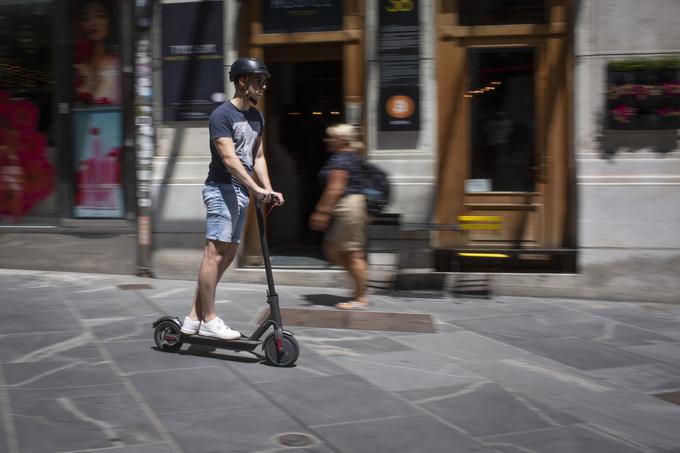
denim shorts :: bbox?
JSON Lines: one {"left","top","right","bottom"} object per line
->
{"left": 202, "top": 182, "right": 250, "bottom": 243}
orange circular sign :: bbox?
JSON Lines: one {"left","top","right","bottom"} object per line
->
{"left": 385, "top": 95, "right": 415, "bottom": 119}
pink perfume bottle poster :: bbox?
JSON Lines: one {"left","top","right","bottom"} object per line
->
{"left": 72, "top": 109, "right": 123, "bottom": 217}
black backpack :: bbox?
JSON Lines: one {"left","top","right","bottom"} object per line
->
{"left": 362, "top": 161, "right": 390, "bottom": 215}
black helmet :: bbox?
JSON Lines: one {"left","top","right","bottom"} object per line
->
{"left": 229, "top": 57, "right": 270, "bottom": 82}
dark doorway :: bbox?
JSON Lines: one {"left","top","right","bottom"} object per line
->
{"left": 264, "top": 59, "right": 344, "bottom": 266}
{"left": 468, "top": 47, "right": 536, "bottom": 192}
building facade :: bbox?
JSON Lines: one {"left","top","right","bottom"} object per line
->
{"left": 0, "top": 0, "right": 139, "bottom": 273}
{"left": 2, "top": 0, "right": 678, "bottom": 301}
{"left": 153, "top": 0, "right": 577, "bottom": 274}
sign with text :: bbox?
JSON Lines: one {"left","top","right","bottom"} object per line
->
{"left": 262, "top": 0, "right": 343, "bottom": 33}
{"left": 378, "top": 0, "right": 420, "bottom": 131}
{"left": 161, "top": 1, "right": 224, "bottom": 122}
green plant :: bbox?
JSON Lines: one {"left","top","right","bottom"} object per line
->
{"left": 608, "top": 59, "right": 645, "bottom": 72}
{"left": 608, "top": 56, "right": 680, "bottom": 72}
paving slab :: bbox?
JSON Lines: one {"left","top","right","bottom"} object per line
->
{"left": 1, "top": 269, "right": 680, "bottom": 453}
{"left": 510, "top": 337, "right": 657, "bottom": 371}
{"left": 482, "top": 424, "right": 647, "bottom": 453}
{"left": 586, "top": 362, "right": 680, "bottom": 394}
{"left": 408, "top": 381, "right": 582, "bottom": 438}
{"left": 0, "top": 331, "right": 100, "bottom": 364}
{"left": 549, "top": 319, "right": 679, "bottom": 347}
{"left": 623, "top": 342, "right": 680, "bottom": 366}
{"left": 262, "top": 373, "right": 422, "bottom": 427}
{"left": 313, "top": 413, "right": 489, "bottom": 453}
{"left": 331, "top": 349, "right": 484, "bottom": 392}
{"left": 11, "top": 391, "right": 163, "bottom": 453}
{"left": 449, "top": 314, "right": 578, "bottom": 345}
{"left": 159, "top": 405, "right": 333, "bottom": 453}
{"left": 128, "top": 365, "right": 272, "bottom": 416}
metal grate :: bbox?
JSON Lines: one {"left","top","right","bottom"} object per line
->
{"left": 273, "top": 433, "right": 316, "bottom": 447}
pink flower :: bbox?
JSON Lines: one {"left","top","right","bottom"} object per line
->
{"left": 610, "top": 105, "right": 636, "bottom": 123}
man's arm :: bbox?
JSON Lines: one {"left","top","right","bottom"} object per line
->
{"left": 214, "top": 136, "right": 283, "bottom": 204}
{"left": 252, "top": 138, "right": 284, "bottom": 204}
{"left": 214, "top": 137, "right": 266, "bottom": 196}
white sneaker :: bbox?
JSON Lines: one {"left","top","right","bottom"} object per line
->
{"left": 199, "top": 317, "right": 241, "bottom": 340}
{"left": 180, "top": 316, "right": 200, "bottom": 335}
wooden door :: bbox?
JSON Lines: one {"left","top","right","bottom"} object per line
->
{"left": 435, "top": 0, "right": 571, "bottom": 255}
{"left": 238, "top": 0, "right": 364, "bottom": 265}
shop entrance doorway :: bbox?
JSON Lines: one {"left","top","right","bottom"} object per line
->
{"left": 263, "top": 57, "right": 344, "bottom": 266}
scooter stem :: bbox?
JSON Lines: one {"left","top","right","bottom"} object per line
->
{"left": 255, "top": 201, "right": 277, "bottom": 297}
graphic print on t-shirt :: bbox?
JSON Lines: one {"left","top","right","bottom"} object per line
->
{"left": 232, "top": 120, "right": 261, "bottom": 172}
{"left": 206, "top": 102, "right": 264, "bottom": 185}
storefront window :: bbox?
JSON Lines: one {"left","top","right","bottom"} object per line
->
{"left": 468, "top": 47, "right": 535, "bottom": 192}
{"left": 0, "top": 0, "right": 57, "bottom": 225}
{"left": 71, "top": 0, "right": 124, "bottom": 218}
{"left": 459, "top": 0, "right": 547, "bottom": 26}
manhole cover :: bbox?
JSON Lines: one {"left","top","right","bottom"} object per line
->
{"left": 117, "top": 284, "right": 154, "bottom": 290}
{"left": 273, "top": 432, "right": 316, "bottom": 447}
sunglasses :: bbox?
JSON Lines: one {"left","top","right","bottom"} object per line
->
{"left": 251, "top": 76, "right": 269, "bottom": 88}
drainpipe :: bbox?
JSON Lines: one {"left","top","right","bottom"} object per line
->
{"left": 134, "top": 0, "right": 155, "bottom": 277}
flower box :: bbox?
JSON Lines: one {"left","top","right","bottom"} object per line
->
{"left": 606, "top": 57, "right": 680, "bottom": 131}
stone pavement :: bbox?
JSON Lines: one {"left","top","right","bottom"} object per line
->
{"left": 1, "top": 268, "right": 680, "bottom": 453}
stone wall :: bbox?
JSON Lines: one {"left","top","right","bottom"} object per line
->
{"left": 574, "top": 0, "right": 680, "bottom": 301}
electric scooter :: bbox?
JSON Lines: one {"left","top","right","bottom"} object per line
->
{"left": 152, "top": 199, "right": 299, "bottom": 367}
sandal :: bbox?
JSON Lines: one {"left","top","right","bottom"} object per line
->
{"left": 335, "top": 301, "right": 369, "bottom": 310}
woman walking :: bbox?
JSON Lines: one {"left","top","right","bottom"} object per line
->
{"left": 309, "top": 124, "right": 369, "bottom": 310}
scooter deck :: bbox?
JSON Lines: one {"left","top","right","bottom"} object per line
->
{"left": 181, "top": 333, "right": 262, "bottom": 350}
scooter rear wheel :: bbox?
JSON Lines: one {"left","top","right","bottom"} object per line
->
{"left": 263, "top": 332, "right": 299, "bottom": 367}
{"left": 154, "top": 321, "right": 183, "bottom": 352}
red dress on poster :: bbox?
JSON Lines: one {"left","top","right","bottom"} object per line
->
{"left": 0, "top": 91, "right": 55, "bottom": 222}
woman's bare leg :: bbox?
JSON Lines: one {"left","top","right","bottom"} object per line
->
{"left": 345, "top": 250, "right": 368, "bottom": 305}
{"left": 322, "top": 241, "right": 348, "bottom": 268}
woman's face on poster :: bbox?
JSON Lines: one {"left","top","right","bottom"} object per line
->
{"left": 81, "top": 1, "right": 109, "bottom": 43}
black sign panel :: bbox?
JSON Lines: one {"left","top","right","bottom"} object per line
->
{"left": 262, "top": 0, "right": 343, "bottom": 33}
{"left": 378, "top": 0, "right": 420, "bottom": 131}
{"left": 161, "top": 1, "right": 224, "bottom": 122}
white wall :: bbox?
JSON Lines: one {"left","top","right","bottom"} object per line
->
{"left": 574, "top": 0, "right": 680, "bottom": 300}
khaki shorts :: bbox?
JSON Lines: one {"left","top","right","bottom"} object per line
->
{"left": 325, "top": 194, "right": 366, "bottom": 252}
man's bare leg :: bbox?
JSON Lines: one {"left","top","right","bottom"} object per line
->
{"left": 188, "top": 240, "right": 239, "bottom": 322}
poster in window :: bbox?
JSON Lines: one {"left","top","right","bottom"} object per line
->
{"left": 72, "top": 109, "right": 124, "bottom": 218}
{"left": 161, "top": 1, "right": 224, "bottom": 121}
{"left": 71, "top": 0, "right": 124, "bottom": 218}
{"left": 72, "top": 0, "right": 122, "bottom": 106}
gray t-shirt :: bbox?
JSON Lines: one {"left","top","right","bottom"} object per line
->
{"left": 206, "top": 101, "right": 264, "bottom": 190}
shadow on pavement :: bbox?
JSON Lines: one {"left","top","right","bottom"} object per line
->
{"left": 150, "top": 345, "right": 263, "bottom": 364}
{"left": 302, "top": 293, "right": 351, "bottom": 307}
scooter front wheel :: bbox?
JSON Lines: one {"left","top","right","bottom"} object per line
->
{"left": 263, "top": 332, "right": 299, "bottom": 367}
{"left": 154, "top": 321, "right": 184, "bottom": 352}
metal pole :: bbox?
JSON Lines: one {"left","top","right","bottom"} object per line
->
{"left": 134, "top": 0, "right": 155, "bottom": 277}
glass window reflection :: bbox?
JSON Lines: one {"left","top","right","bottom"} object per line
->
{"left": 468, "top": 48, "right": 536, "bottom": 192}
{"left": 459, "top": 0, "right": 547, "bottom": 26}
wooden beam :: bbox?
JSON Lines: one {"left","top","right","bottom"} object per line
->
{"left": 251, "top": 30, "right": 361, "bottom": 46}
{"left": 440, "top": 23, "right": 567, "bottom": 40}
